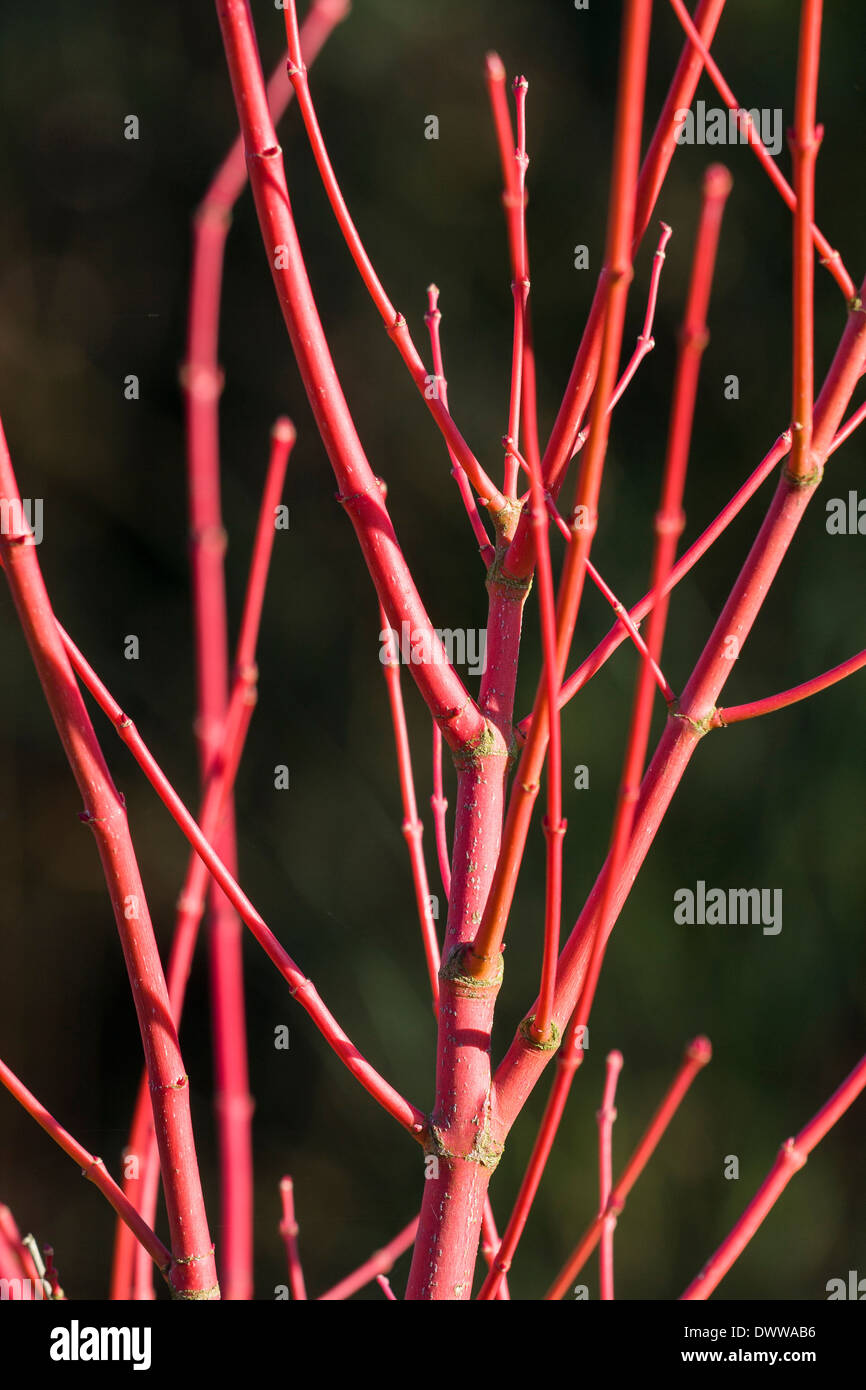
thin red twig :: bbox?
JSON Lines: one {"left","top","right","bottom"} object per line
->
{"left": 53, "top": 622, "right": 425, "bottom": 1137}
{"left": 713, "top": 645, "right": 866, "bottom": 726}
{"left": 379, "top": 604, "right": 441, "bottom": 1006}
{"left": 788, "top": 0, "right": 824, "bottom": 481}
{"left": 183, "top": 0, "right": 347, "bottom": 1302}
{"left": 281, "top": 1, "right": 507, "bottom": 515}
{"left": 467, "top": 0, "right": 654, "bottom": 981}
{"left": 430, "top": 722, "right": 451, "bottom": 902}
{"left": 571, "top": 164, "right": 731, "bottom": 1044}
{"left": 116, "top": 419, "right": 295, "bottom": 1300}
{"left": 570, "top": 222, "right": 673, "bottom": 461}
{"left": 829, "top": 397, "right": 866, "bottom": 454}
{"left": 318, "top": 1217, "right": 419, "bottom": 1300}
{"left": 486, "top": 53, "right": 542, "bottom": 481}
{"left": 683, "top": 1052, "right": 866, "bottom": 1299}
{"left": 547, "top": 1038, "right": 712, "bottom": 1299}
{"left": 538, "top": 486, "right": 675, "bottom": 703}
{"left": 502, "top": 0, "right": 729, "bottom": 583}
{"left": 531, "top": 433, "right": 790, "bottom": 729}
{"left": 666, "top": 0, "right": 851, "bottom": 301}
{"left": 0, "top": 1055, "right": 172, "bottom": 1283}
{"left": 0, "top": 423, "right": 218, "bottom": 1300}
{"left": 279, "top": 1177, "right": 307, "bottom": 1300}
{"left": 424, "top": 286, "right": 495, "bottom": 564}
{"left": 215, "top": 0, "right": 486, "bottom": 754}
{"left": 598, "top": 1049, "right": 623, "bottom": 1300}
{"left": 498, "top": 78, "right": 565, "bottom": 1045}
{"left": 493, "top": 273, "right": 866, "bottom": 1143}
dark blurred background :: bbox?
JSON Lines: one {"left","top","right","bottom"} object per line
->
{"left": 0, "top": 0, "right": 864, "bottom": 1300}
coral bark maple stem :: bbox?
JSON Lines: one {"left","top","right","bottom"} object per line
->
{"left": 0, "top": 421, "right": 218, "bottom": 1301}
{"left": 214, "top": 0, "right": 485, "bottom": 754}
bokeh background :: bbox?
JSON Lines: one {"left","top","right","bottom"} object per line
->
{"left": 0, "top": 0, "right": 864, "bottom": 1300}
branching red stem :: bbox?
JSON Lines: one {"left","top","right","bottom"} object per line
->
{"left": 546, "top": 1038, "right": 711, "bottom": 1299}
{"left": 0, "top": 1056, "right": 172, "bottom": 1284}
{"left": 281, "top": 1, "right": 507, "bottom": 515}
{"left": 0, "top": 422, "right": 218, "bottom": 1300}
{"left": 666, "top": 0, "right": 851, "bottom": 300}
{"left": 682, "top": 1051, "right": 866, "bottom": 1299}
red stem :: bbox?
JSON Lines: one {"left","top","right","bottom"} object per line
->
{"left": 666, "top": 0, "right": 850, "bottom": 300}
{"left": 682, "top": 1052, "right": 866, "bottom": 1299}
{"left": 279, "top": 1177, "right": 307, "bottom": 1300}
{"left": 829, "top": 397, "right": 866, "bottom": 454}
{"left": 502, "top": 0, "right": 729, "bottom": 584}
{"left": 585, "top": 557, "right": 675, "bottom": 703}
{"left": 508, "top": 438, "right": 565, "bottom": 1044}
{"left": 424, "top": 285, "right": 495, "bottom": 564}
{"left": 466, "top": 0, "right": 654, "bottom": 982}
{"left": 0, "top": 424, "right": 218, "bottom": 1299}
{"left": 52, "top": 621, "right": 425, "bottom": 1136}
{"left": 540, "top": 488, "right": 675, "bottom": 703}
{"left": 493, "top": 274, "right": 866, "bottom": 1141}
{"left": 486, "top": 53, "right": 542, "bottom": 481}
{"left": 788, "top": 0, "right": 823, "bottom": 481}
{"left": 570, "top": 222, "right": 673, "bottom": 460}
{"left": 0, "top": 1056, "right": 172, "bottom": 1283}
{"left": 598, "top": 1049, "right": 623, "bottom": 1300}
{"left": 571, "top": 164, "right": 731, "bottom": 1046}
{"left": 318, "top": 1216, "right": 419, "bottom": 1300}
{"left": 379, "top": 605, "right": 441, "bottom": 1006}
{"left": 379, "top": 583, "right": 508, "bottom": 1287}
{"left": 713, "top": 645, "right": 866, "bottom": 726}
{"left": 547, "top": 1038, "right": 711, "bottom": 1298}
{"left": 0, "top": 1206, "right": 41, "bottom": 1289}
{"left": 430, "top": 722, "right": 452, "bottom": 901}
{"left": 405, "top": 688, "right": 515, "bottom": 1295}
{"left": 537, "top": 433, "right": 790, "bottom": 728}
{"left": 214, "top": 0, "right": 486, "bottom": 754}
{"left": 500, "top": 77, "right": 565, "bottom": 1045}
{"left": 182, "top": 1, "right": 345, "bottom": 1301}
{"left": 116, "top": 419, "right": 294, "bottom": 1300}
{"left": 124, "top": 689, "right": 257, "bottom": 1300}
{"left": 281, "top": 1, "right": 507, "bottom": 515}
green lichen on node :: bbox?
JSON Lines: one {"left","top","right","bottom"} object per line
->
{"left": 469, "top": 1124, "right": 505, "bottom": 1170}
{"left": 452, "top": 719, "right": 507, "bottom": 771}
{"left": 485, "top": 543, "right": 533, "bottom": 601}
{"left": 440, "top": 943, "right": 503, "bottom": 995}
{"left": 519, "top": 1016, "right": 562, "bottom": 1052}
{"left": 505, "top": 728, "right": 523, "bottom": 771}
{"left": 426, "top": 1120, "right": 504, "bottom": 1171}
{"left": 668, "top": 703, "right": 715, "bottom": 738}
{"left": 783, "top": 461, "right": 824, "bottom": 488}
{"left": 488, "top": 496, "right": 523, "bottom": 542}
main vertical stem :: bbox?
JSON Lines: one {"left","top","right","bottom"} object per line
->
{"left": 406, "top": 566, "right": 526, "bottom": 1299}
